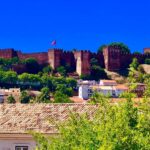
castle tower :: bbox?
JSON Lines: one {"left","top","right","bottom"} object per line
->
{"left": 73, "top": 50, "right": 91, "bottom": 76}
{"left": 103, "top": 46, "right": 121, "bottom": 71}
{"left": 48, "top": 49, "right": 63, "bottom": 69}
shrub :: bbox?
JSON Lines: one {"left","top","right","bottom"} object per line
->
{"left": 7, "top": 95, "right": 16, "bottom": 103}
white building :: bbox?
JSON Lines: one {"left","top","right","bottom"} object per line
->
{"left": 0, "top": 88, "right": 21, "bottom": 103}
{"left": 79, "top": 82, "right": 90, "bottom": 100}
{"left": 79, "top": 80, "right": 128, "bottom": 100}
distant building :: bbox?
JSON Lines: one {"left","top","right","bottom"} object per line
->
{"left": 79, "top": 80, "right": 128, "bottom": 100}
{"left": 0, "top": 88, "right": 21, "bottom": 103}
{"left": 79, "top": 82, "right": 90, "bottom": 100}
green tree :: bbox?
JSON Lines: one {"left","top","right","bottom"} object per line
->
{"left": 0, "top": 71, "right": 5, "bottom": 83}
{"left": 37, "top": 87, "right": 50, "bottom": 103}
{"left": 42, "top": 66, "right": 52, "bottom": 74}
{"left": 53, "top": 91, "right": 72, "bottom": 103}
{"left": 97, "top": 44, "right": 107, "bottom": 53}
{"left": 3, "top": 71, "right": 17, "bottom": 84}
{"left": 0, "top": 58, "right": 5, "bottom": 65}
{"left": 23, "top": 58, "right": 39, "bottom": 73}
{"left": 90, "top": 65, "right": 107, "bottom": 81}
{"left": 128, "top": 58, "right": 140, "bottom": 87}
{"left": 41, "top": 75, "right": 53, "bottom": 91}
{"left": 130, "top": 58, "right": 139, "bottom": 70}
{"left": 56, "top": 66, "right": 67, "bottom": 77}
{"left": 145, "top": 58, "right": 150, "bottom": 64}
{"left": 109, "top": 42, "right": 130, "bottom": 53}
{"left": 7, "top": 95, "right": 16, "bottom": 103}
{"left": 66, "top": 78, "right": 77, "bottom": 89}
{"left": 20, "top": 91, "right": 31, "bottom": 103}
{"left": 80, "top": 74, "right": 90, "bottom": 80}
{"left": 33, "top": 92, "right": 150, "bottom": 150}
{"left": 89, "top": 92, "right": 110, "bottom": 104}
{"left": 18, "top": 73, "right": 41, "bottom": 85}
{"left": 10, "top": 57, "right": 20, "bottom": 64}
{"left": 56, "top": 84, "right": 73, "bottom": 97}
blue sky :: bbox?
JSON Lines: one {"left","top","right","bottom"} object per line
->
{"left": 0, "top": 0, "right": 150, "bottom": 53}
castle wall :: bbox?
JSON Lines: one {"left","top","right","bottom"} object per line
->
{"left": 62, "top": 51, "right": 76, "bottom": 69}
{"left": 17, "top": 51, "right": 48, "bottom": 65}
{"left": 0, "top": 49, "right": 17, "bottom": 59}
{"left": 120, "top": 53, "right": 150, "bottom": 69}
{"left": 91, "top": 52, "right": 105, "bottom": 68}
{"left": 0, "top": 47, "right": 150, "bottom": 75}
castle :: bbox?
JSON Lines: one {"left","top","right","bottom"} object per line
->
{"left": 0, "top": 46, "right": 150, "bottom": 75}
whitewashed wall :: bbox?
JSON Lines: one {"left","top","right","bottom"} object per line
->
{"left": 0, "top": 140, "right": 36, "bottom": 150}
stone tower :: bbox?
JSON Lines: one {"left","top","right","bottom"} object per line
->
{"left": 103, "top": 46, "right": 121, "bottom": 71}
{"left": 73, "top": 50, "right": 91, "bottom": 76}
{"left": 48, "top": 49, "right": 62, "bottom": 69}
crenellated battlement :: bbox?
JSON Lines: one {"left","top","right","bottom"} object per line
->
{"left": 0, "top": 46, "right": 150, "bottom": 75}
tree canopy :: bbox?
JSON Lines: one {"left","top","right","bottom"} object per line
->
{"left": 109, "top": 42, "right": 130, "bottom": 53}
{"left": 98, "top": 42, "right": 130, "bottom": 53}
{"left": 53, "top": 91, "right": 72, "bottom": 103}
{"left": 33, "top": 91, "right": 150, "bottom": 150}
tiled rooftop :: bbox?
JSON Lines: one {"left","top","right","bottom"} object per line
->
{"left": 0, "top": 104, "right": 98, "bottom": 134}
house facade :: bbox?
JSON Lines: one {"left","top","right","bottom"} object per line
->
{"left": 0, "top": 104, "right": 98, "bottom": 150}
{"left": 79, "top": 80, "right": 128, "bottom": 100}
{"left": 0, "top": 88, "right": 21, "bottom": 103}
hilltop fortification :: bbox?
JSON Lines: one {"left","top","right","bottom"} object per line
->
{"left": 0, "top": 46, "right": 149, "bottom": 75}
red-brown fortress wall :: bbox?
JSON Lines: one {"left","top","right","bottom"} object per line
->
{"left": 103, "top": 46, "right": 121, "bottom": 71}
{"left": 120, "top": 53, "right": 150, "bottom": 69}
{"left": 103, "top": 46, "right": 150, "bottom": 71}
{"left": 0, "top": 47, "right": 150, "bottom": 74}
{"left": 91, "top": 52, "right": 105, "bottom": 68}
{"left": 17, "top": 51, "right": 49, "bottom": 65}
{"left": 0, "top": 49, "right": 17, "bottom": 58}
{"left": 62, "top": 51, "right": 76, "bottom": 68}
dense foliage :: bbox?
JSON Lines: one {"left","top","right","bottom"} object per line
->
{"left": 56, "top": 66, "right": 67, "bottom": 77}
{"left": 128, "top": 58, "right": 149, "bottom": 85}
{"left": 37, "top": 87, "right": 51, "bottom": 103}
{"left": 0, "top": 70, "right": 77, "bottom": 91}
{"left": 53, "top": 91, "right": 72, "bottom": 103}
{"left": 20, "top": 91, "right": 31, "bottom": 103}
{"left": 7, "top": 95, "right": 16, "bottom": 103}
{"left": 32, "top": 58, "right": 150, "bottom": 149}
{"left": 33, "top": 88, "right": 150, "bottom": 149}
{"left": 109, "top": 42, "right": 130, "bottom": 53}
{"left": 81, "top": 58, "right": 107, "bottom": 81}
{"left": 98, "top": 42, "right": 130, "bottom": 53}
{"left": 145, "top": 58, "right": 150, "bottom": 64}
{"left": 97, "top": 45, "right": 107, "bottom": 53}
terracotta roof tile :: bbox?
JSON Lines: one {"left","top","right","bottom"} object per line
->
{"left": 0, "top": 104, "right": 98, "bottom": 134}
